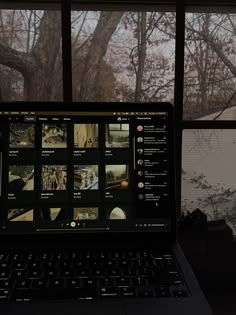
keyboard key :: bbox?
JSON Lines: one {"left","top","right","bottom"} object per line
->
{"left": 108, "top": 268, "right": 121, "bottom": 277}
{"left": 14, "top": 288, "right": 97, "bottom": 301}
{"left": 137, "top": 288, "right": 154, "bottom": 297}
{"left": 76, "top": 269, "right": 89, "bottom": 277}
{"left": 48, "top": 279, "right": 64, "bottom": 288}
{"left": 126, "top": 251, "right": 138, "bottom": 260}
{"left": 0, "top": 289, "right": 9, "bottom": 303}
{"left": 82, "top": 278, "right": 96, "bottom": 288}
{"left": 172, "top": 289, "right": 188, "bottom": 298}
{"left": 134, "top": 277, "right": 147, "bottom": 286}
{"left": 97, "top": 251, "right": 108, "bottom": 260}
{"left": 28, "top": 262, "right": 40, "bottom": 269}
{"left": 123, "top": 267, "right": 137, "bottom": 277}
{"left": 11, "top": 254, "right": 22, "bottom": 261}
{"left": 31, "top": 279, "right": 47, "bottom": 289}
{"left": 91, "top": 268, "right": 104, "bottom": 277}
{"left": 61, "top": 270, "right": 73, "bottom": 277}
{"left": 104, "top": 260, "right": 116, "bottom": 268}
{"left": 156, "top": 286, "right": 170, "bottom": 297}
{"left": 28, "top": 270, "right": 41, "bottom": 278}
{"left": 11, "top": 270, "right": 25, "bottom": 278}
{"left": 67, "top": 279, "right": 81, "bottom": 288}
{"left": 116, "top": 277, "right": 130, "bottom": 287}
{"left": 45, "top": 270, "right": 57, "bottom": 278}
{"left": 139, "top": 267, "right": 152, "bottom": 276}
{"left": 101, "top": 287, "right": 119, "bottom": 298}
{"left": 0, "top": 254, "right": 9, "bottom": 262}
{"left": 120, "top": 260, "right": 130, "bottom": 267}
{"left": 0, "top": 280, "right": 11, "bottom": 289}
{"left": 0, "top": 262, "right": 8, "bottom": 269}
{"left": 100, "top": 277, "right": 114, "bottom": 287}
{"left": 120, "top": 287, "right": 136, "bottom": 297}
{"left": 15, "top": 279, "right": 31, "bottom": 289}
{"left": 111, "top": 251, "right": 123, "bottom": 259}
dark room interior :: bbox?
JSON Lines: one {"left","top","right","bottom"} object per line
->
{"left": 0, "top": 0, "right": 236, "bottom": 314}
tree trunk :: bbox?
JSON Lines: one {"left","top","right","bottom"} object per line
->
{"left": 29, "top": 11, "right": 62, "bottom": 100}
{"left": 135, "top": 12, "right": 147, "bottom": 102}
{"left": 79, "top": 11, "right": 123, "bottom": 101}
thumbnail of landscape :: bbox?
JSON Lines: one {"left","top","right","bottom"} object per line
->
{"left": 105, "top": 124, "right": 129, "bottom": 148}
{"left": 106, "top": 165, "right": 128, "bottom": 189}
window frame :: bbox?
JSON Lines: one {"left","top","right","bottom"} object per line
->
{"left": 1, "top": 0, "right": 236, "bottom": 229}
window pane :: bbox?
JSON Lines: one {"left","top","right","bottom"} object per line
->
{"left": 182, "top": 129, "right": 236, "bottom": 234}
{"left": 71, "top": 11, "right": 175, "bottom": 102}
{"left": 184, "top": 13, "right": 236, "bottom": 120}
{"left": 0, "top": 9, "right": 62, "bottom": 101}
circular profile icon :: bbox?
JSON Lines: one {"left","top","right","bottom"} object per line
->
{"left": 138, "top": 194, "right": 145, "bottom": 200}
{"left": 138, "top": 171, "right": 143, "bottom": 176}
{"left": 137, "top": 125, "right": 143, "bottom": 132}
{"left": 137, "top": 149, "right": 143, "bottom": 154}
{"left": 138, "top": 182, "right": 144, "bottom": 188}
{"left": 137, "top": 137, "right": 143, "bottom": 143}
{"left": 137, "top": 159, "right": 144, "bottom": 165}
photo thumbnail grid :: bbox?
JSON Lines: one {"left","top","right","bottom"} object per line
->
{"left": 9, "top": 123, "right": 131, "bottom": 150}
{"left": 7, "top": 164, "right": 130, "bottom": 193}
{"left": 6, "top": 122, "right": 132, "bottom": 223}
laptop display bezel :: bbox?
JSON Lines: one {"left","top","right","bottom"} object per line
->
{"left": 0, "top": 102, "right": 177, "bottom": 245}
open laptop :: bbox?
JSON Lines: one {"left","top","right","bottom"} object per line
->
{"left": 0, "top": 102, "right": 212, "bottom": 314}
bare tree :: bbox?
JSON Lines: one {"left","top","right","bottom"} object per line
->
{"left": 185, "top": 13, "right": 236, "bottom": 118}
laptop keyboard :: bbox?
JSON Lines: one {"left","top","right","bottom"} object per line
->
{"left": 0, "top": 249, "right": 189, "bottom": 303}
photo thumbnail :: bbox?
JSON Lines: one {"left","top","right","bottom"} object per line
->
{"left": 105, "top": 124, "right": 129, "bottom": 148}
{"left": 74, "top": 124, "right": 98, "bottom": 148}
{"left": 41, "top": 165, "right": 67, "bottom": 191}
{"left": 8, "top": 165, "right": 34, "bottom": 192}
{"left": 74, "top": 165, "right": 98, "bottom": 190}
{"left": 9, "top": 123, "right": 35, "bottom": 148}
{"left": 105, "top": 165, "right": 129, "bottom": 190}
{"left": 74, "top": 207, "right": 98, "bottom": 220}
{"left": 42, "top": 124, "right": 67, "bottom": 148}
{"left": 8, "top": 208, "right": 34, "bottom": 221}
{"left": 107, "top": 206, "right": 127, "bottom": 220}
{"left": 40, "top": 208, "right": 67, "bottom": 221}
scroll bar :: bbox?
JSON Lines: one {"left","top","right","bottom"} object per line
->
{"left": 133, "top": 137, "right": 136, "bottom": 171}
{"left": 0, "top": 152, "right": 2, "bottom": 197}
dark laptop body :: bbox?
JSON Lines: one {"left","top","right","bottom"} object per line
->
{"left": 0, "top": 102, "right": 212, "bottom": 314}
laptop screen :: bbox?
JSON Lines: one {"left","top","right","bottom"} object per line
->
{"left": 0, "top": 104, "right": 174, "bottom": 234}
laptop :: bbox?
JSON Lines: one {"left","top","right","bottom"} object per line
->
{"left": 0, "top": 102, "right": 212, "bottom": 314}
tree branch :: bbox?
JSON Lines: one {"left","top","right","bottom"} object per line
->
{"left": 186, "top": 25, "right": 236, "bottom": 78}
{"left": 0, "top": 42, "right": 35, "bottom": 76}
